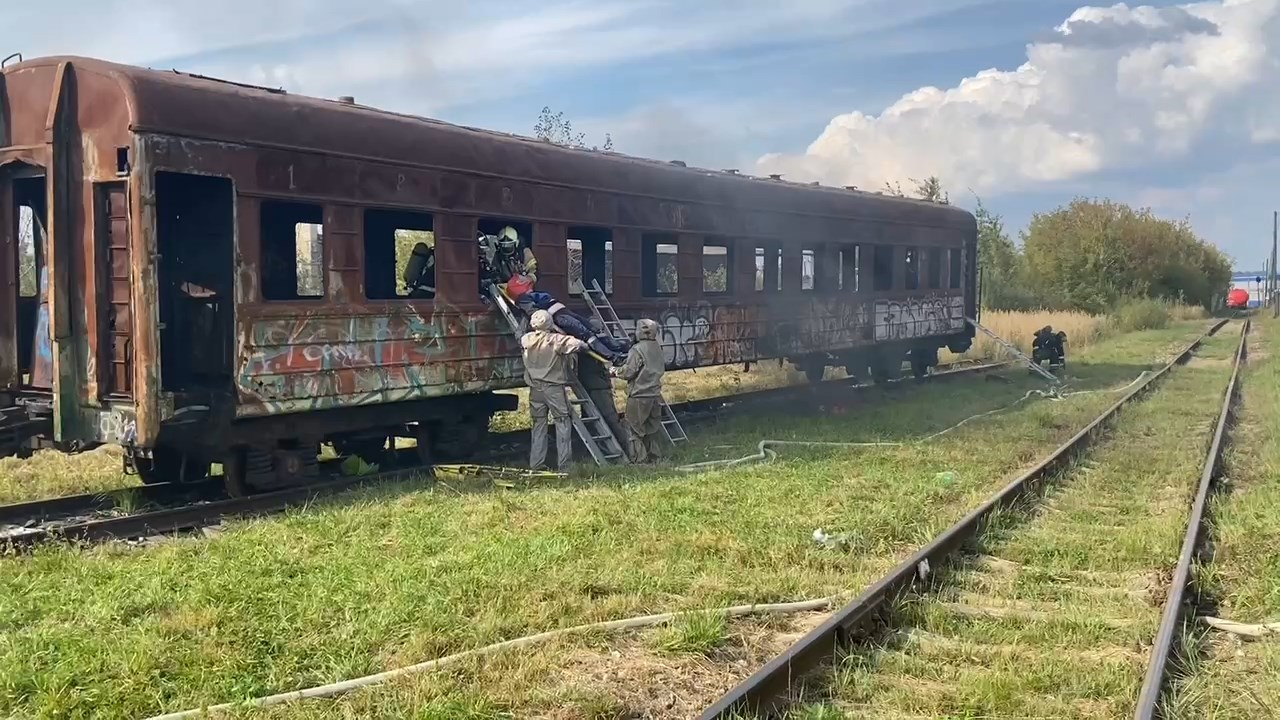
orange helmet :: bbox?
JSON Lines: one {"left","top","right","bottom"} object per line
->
{"left": 506, "top": 274, "right": 534, "bottom": 298}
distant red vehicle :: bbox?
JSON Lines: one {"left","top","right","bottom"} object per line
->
{"left": 1227, "top": 288, "right": 1250, "bottom": 309}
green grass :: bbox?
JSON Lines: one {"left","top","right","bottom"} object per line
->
{"left": 655, "top": 611, "right": 729, "bottom": 656}
{"left": 0, "top": 445, "right": 132, "bottom": 506}
{"left": 1164, "top": 317, "right": 1280, "bottom": 719}
{"left": 800, "top": 327, "right": 1243, "bottom": 719}
{"left": 0, "top": 321, "right": 1217, "bottom": 719}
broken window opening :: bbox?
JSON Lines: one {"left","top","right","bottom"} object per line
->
{"left": 568, "top": 226, "right": 613, "bottom": 296}
{"left": 703, "top": 240, "right": 731, "bottom": 294}
{"left": 840, "top": 244, "right": 860, "bottom": 293}
{"left": 926, "top": 247, "right": 943, "bottom": 290}
{"left": 801, "top": 249, "right": 816, "bottom": 291}
{"left": 477, "top": 218, "right": 535, "bottom": 291}
{"left": 949, "top": 248, "right": 963, "bottom": 289}
{"left": 260, "top": 201, "right": 324, "bottom": 301}
{"left": 872, "top": 245, "right": 894, "bottom": 291}
{"left": 754, "top": 245, "right": 782, "bottom": 292}
{"left": 904, "top": 248, "right": 920, "bottom": 291}
{"left": 364, "top": 209, "right": 435, "bottom": 300}
{"left": 12, "top": 175, "right": 47, "bottom": 383}
{"left": 642, "top": 234, "right": 679, "bottom": 296}
{"left": 17, "top": 205, "right": 36, "bottom": 298}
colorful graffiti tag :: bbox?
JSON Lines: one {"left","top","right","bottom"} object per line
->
{"left": 236, "top": 304, "right": 523, "bottom": 416}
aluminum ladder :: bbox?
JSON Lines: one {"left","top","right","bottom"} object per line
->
{"left": 582, "top": 279, "right": 689, "bottom": 445}
{"left": 965, "top": 317, "right": 1062, "bottom": 386}
{"left": 487, "top": 283, "right": 629, "bottom": 465}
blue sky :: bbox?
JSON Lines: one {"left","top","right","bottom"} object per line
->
{"left": 6, "top": 0, "right": 1280, "bottom": 268}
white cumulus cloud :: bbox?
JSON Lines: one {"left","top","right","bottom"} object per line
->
{"left": 758, "top": 0, "right": 1280, "bottom": 195}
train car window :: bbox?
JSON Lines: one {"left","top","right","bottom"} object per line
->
{"left": 872, "top": 245, "right": 894, "bottom": 291}
{"left": 642, "top": 234, "right": 679, "bottom": 296}
{"left": 364, "top": 209, "right": 434, "bottom": 300}
{"left": 703, "top": 240, "right": 731, "bottom": 294}
{"left": 904, "top": 248, "right": 920, "bottom": 291}
{"left": 568, "top": 226, "right": 613, "bottom": 296}
{"left": 949, "top": 248, "right": 963, "bottom": 289}
{"left": 926, "top": 247, "right": 943, "bottom": 289}
{"left": 840, "top": 244, "right": 860, "bottom": 293}
{"left": 753, "top": 246, "right": 781, "bottom": 292}
{"left": 801, "top": 249, "right": 816, "bottom": 291}
{"left": 260, "top": 201, "right": 324, "bottom": 300}
{"left": 17, "top": 206, "right": 36, "bottom": 297}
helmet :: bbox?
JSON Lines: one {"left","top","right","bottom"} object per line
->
{"left": 497, "top": 226, "right": 521, "bottom": 254}
{"left": 636, "top": 318, "right": 659, "bottom": 340}
{"left": 530, "top": 310, "right": 554, "bottom": 331}
{"left": 506, "top": 274, "right": 534, "bottom": 298}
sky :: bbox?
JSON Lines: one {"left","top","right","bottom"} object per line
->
{"left": 4, "top": 0, "right": 1279, "bottom": 269}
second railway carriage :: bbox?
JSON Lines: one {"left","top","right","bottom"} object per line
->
{"left": 0, "top": 55, "right": 976, "bottom": 494}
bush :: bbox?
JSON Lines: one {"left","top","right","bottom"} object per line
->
{"left": 1109, "top": 298, "right": 1171, "bottom": 333}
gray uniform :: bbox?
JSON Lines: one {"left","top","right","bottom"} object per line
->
{"left": 617, "top": 318, "right": 668, "bottom": 463}
{"left": 520, "top": 310, "right": 586, "bottom": 471}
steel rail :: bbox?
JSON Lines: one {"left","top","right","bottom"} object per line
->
{"left": 1, "top": 360, "right": 1009, "bottom": 549}
{"left": 697, "top": 317, "right": 1231, "bottom": 720}
{"left": 1134, "top": 319, "right": 1249, "bottom": 719}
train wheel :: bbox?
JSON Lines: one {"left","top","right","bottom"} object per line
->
{"left": 869, "top": 357, "right": 902, "bottom": 384}
{"left": 432, "top": 415, "right": 489, "bottom": 461}
{"left": 223, "top": 447, "right": 250, "bottom": 498}
{"left": 332, "top": 435, "right": 388, "bottom": 465}
{"left": 413, "top": 423, "right": 436, "bottom": 478}
{"left": 222, "top": 442, "right": 318, "bottom": 496}
{"left": 801, "top": 358, "right": 826, "bottom": 384}
{"left": 910, "top": 348, "right": 938, "bottom": 379}
{"left": 137, "top": 446, "right": 210, "bottom": 485}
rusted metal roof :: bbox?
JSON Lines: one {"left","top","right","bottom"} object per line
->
{"left": 5, "top": 55, "right": 973, "bottom": 231}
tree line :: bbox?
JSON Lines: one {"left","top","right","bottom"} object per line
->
{"left": 535, "top": 110, "right": 1233, "bottom": 314}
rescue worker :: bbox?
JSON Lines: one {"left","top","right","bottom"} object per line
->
{"left": 507, "top": 275, "right": 630, "bottom": 362}
{"left": 520, "top": 309, "right": 586, "bottom": 471}
{"left": 402, "top": 242, "right": 436, "bottom": 298}
{"left": 576, "top": 319, "right": 628, "bottom": 452}
{"left": 612, "top": 318, "right": 668, "bottom": 463}
{"left": 1031, "top": 325, "right": 1067, "bottom": 369}
{"left": 480, "top": 226, "right": 539, "bottom": 290}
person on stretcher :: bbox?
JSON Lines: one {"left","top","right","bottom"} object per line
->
{"left": 505, "top": 275, "right": 631, "bottom": 363}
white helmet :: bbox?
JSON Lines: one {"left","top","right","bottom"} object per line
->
{"left": 497, "top": 226, "right": 521, "bottom": 254}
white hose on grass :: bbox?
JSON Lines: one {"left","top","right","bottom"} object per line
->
{"left": 144, "top": 596, "right": 847, "bottom": 720}
{"left": 1200, "top": 615, "right": 1280, "bottom": 638}
{"left": 676, "top": 371, "right": 1154, "bottom": 473}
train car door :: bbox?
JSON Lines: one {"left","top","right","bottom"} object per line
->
{"left": 0, "top": 163, "right": 51, "bottom": 391}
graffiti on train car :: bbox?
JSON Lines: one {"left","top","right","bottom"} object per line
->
{"left": 619, "top": 304, "right": 760, "bottom": 367}
{"left": 770, "top": 297, "right": 870, "bottom": 355}
{"left": 97, "top": 406, "right": 138, "bottom": 445}
{"left": 236, "top": 305, "right": 523, "bottom": 415}
{"left": 874, "top": 295, "right": 966, "bottom": 341}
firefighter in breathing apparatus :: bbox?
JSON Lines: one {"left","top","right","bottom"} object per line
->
{"left": 402, "top": 242, "right": 436, "bottom": 298}
{"left": 480, "top": 225, "right": 538, "bottom": 298}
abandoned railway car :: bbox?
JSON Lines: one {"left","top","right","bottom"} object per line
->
{"left": 0, "top": 55, "right": 976, "bottom": 493}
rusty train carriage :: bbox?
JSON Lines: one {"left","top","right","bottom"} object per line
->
{"left": 0, "top": 56, "right": 976, "bottom": 492}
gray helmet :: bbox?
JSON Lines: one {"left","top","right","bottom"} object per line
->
{"left": 530, "top": 309, "right": 554, "bottom": 331}
{"left": 635, "top": 318, "right": 659, "bottom": 340}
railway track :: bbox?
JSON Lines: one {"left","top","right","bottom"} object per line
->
{"left": 0, "top": 359, "right": 1007, "bottom": 550}
{"left": 698, "top": 318, "right": 1242, "bottom": 719}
